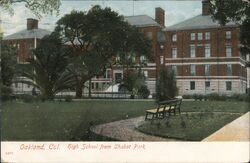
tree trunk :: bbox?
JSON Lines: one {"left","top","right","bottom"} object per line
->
{"left": 75, "top": 82, "right": 83, "bottom": 98}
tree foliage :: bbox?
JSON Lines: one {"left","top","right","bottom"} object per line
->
{"left": 156, "top": 68, "right": 178, "bottom": 102}
{"left": 1, "top": 43, "right": 17, "bottom": 86}
{"left": 55, "top": 6, "right": 152, "bottom": 98}
{"left": 121, "top": 69, "right": 148, "bottom": 98}
{"left": 0, "top": 0, "right": 61, "bottom": 18}
{"left": 209, "top": 0, "right": 250, "bottom": 66}
{"left": 18, "top": 34, "right": 74, "bottom": 99}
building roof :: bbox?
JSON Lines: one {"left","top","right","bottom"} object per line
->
{"left": 3, "top": 28, "right": 51, "bottom": 40}
{"left": 164, "top": 14, "right": 237, "bottom": 31}
{"left": 124, "top": 15, "right": 160, "bottom": 27}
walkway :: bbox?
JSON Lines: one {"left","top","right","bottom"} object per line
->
{"left": 91, "top": 116, "right": 178, "bottom": 141}
{"left": 203, "top": 112, "right": 250, "bottom": 141}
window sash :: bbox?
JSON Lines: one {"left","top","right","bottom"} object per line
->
{"left": 190, "top": 33, "right": 195, "bottom": 40}
{"left": 172, "top": 48, "right": 177, "bottom": 58}
{"left": 226, "top": 46, "right": 232, "bottom": 57}
{"left": 205, "top": 45, "right": 211, "bottom": 57}
{"left": 190, "top": 45, "right": 196, "bottom": 58}
{"left": 226, "top": 81, "right": 232, "bottom": 90}
{"left": 198, "top": 33, "right": 203, "bottom": 40}
{"left": 190, "top": 65, "right": 196, "bottom": 76}
{"left": 226, "top": 64, "right": 232, "bottom": 76}
{"left": 205, "top": 32, "right": 210, "bottom": 40}
{"left": 190, "top": 81, "right": 195, "bottom": 90}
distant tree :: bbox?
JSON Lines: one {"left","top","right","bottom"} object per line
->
{"left": 121, "top": 69, "right": 147, "bottom": 98}
{"left": 1, "top": 43, "right": 17, "bottom": 86}
{"left": 18, "top": 34, "right": 74, "bottom": 99}
{"left": 0, "top": 0, "right": 61, "bottom": 18}
{"left": 209, "top": 0, "right": 250, "bottom": 67}
{"left": 55, "top": 6, "right": 152, "bottom": 98}
{"left": 156, "top": 68, "right": 178, "bottom": 101}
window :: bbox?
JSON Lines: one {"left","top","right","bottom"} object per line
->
{"left": 15, "top": 83, "right": 18, "bottom": 88}
{"left": 190, "top": 65, "right": 196, "bottom": 76}
{"left": 205, "top": 64, "right": 210, "bottom": 76}
{"left": 226, "top": 45, "right": 232, "bottom": 57}
{"left": 205, "top": 44, "right": 211, "bottom": 57}
{"left": 91, "top": 83, "right": 94, "bottom": 89}
{"left": 205, "top": 32, "right": 210, "bottom": 40}
{"left": 198, "top": 33, "right": 203, "bottom": 40}
{"left": 190, "top": 45, "right": 196, "bottom": 58}
{"left": 171, "top": 65, "right": 178, "bottom": 75}
{"left": 172, "top": 34, "right": 177, "bottom": 42}
{"left": 226, "top": 81, "right": 232, "bottom": 91}
{"left": 144, "top": 71, "right": 148, "bottom": 78}
{"left": 190, "top": 33, "right": 196, "bottom": 40}
{"left": 205, "top": 81, "right": 210, "bottom": 89}
{"left": 27, "top": 84, "right": 30, "bottom": 88}
{"left": 96, "top": 83, "right": 99, "bottom": 89}
{"left": 172, "top": 48, "right": 177, "bottom": 58}
{"left": 147, "top": 32, "right": 153, "bottom": 39}
{"left": 190, "top": 81, "right": 195, "bottom": 90}
{"left": 160, "top": 56, "right": 164, "bottom": 64}
{"left": 226, "top": 31, "right": 231, "bottom": 39}
{"left": 226, "top": 64, "right": 232, "bottom": 76}
{"left": 107, "top": 70, "right": 111, "bottom": 78}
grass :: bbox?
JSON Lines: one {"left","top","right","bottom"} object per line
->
{"left": 1, "top": 100, "right": 249, "bottom": 141}
{"left": 137, "top": 112, "right": 241, "bottom": 141}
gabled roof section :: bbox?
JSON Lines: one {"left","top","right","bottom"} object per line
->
{"left": 164, "top": 14, "right": 237, "bottom": 31}
{"left": 124, "top": 15, "right": 160, "bottom": 27}
{"left": 3, "top": 28, "right": 51, "bottom": 40}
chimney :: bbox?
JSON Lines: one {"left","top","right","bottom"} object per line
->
{"left": 202, "top": 0, "right": 211, "bottom": 16}
{"left": 27, "top": 18, "right": 38, "bottom": 30}
{"left": 155, "top": 7, "right": 165, "bottom": 27}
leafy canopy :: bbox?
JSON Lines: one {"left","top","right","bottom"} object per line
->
{"left": 0, "top": 0, "right": 61, "bottom": 18}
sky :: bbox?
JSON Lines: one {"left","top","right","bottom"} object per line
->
{"left": 0, "top": 0, "right": 202, "bottom": 36}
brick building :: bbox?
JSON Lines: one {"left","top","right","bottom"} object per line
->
{"left": 160, "top": 0, "right": 248, "bottom": 95}
{"left": 3, "top": 19, "right": 51, "bottom": 93}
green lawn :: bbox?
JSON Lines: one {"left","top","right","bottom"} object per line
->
{"left": 1, "top": 100, "right": 249, "bottom": 141}
{"left": 137, "top": 112, "right": 241, "bottom": 141}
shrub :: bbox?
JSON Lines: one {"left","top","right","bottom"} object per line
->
{"left": 138, "top": 85, "right": 150, "bottom": 99}
{"left": 64, "top": 95, "right": 73, "bottom": 102}
{"left": 0, "top": 85, "right": 13, "bottom": 101}
{"left": 18, "top": 94, "right": 35, "bottom": 103}
{"left": 182, "top": 94, "right": 192, "bottom": 99}
{"left": 193, "top": 94, "right": 203, "bottom": 101}
{"left": 156, "top": 68, "right": 178, "bottom": 101}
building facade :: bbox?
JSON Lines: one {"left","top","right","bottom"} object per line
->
{"left": 2, "top": 0, "right": 248, "bottom": 96}
{"left": 160, "top": 0, "right": 247, "bottom": 95}
{"left": 3, "top": 18, "right": 51, "bottom": 93}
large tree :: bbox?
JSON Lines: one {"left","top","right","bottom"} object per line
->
{"left": 209, "top": 0, "right": 250, "bottom": 67}
{"left": 0, "top": 0, "right": 61, "bottom": 18}
{"left": 18, "top": 34, "right": 74, "bottom": 99}
{"left": 55, "top": 6, "right": 152, "bottom": 98}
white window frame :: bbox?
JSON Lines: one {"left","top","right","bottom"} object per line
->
{"left": 226, "top": 31, "right": 231, "bottom": 39}
{"left": 226, "top": 64, "right": 232, "bottom": 76}
{"left": 205, "top": 32, "right": 210, "bottom": 40}
{"left": 226, "top": 45, "right": 232, "bottom": 57}
{"left": 190, "top": 33, "right": 196, "bottom": 40}
{"left": 172, "top": 34, "right": 177, "bottom": 42}
{"left": 190, "top": 65, "right": 196, "bottom": 76}
{"left": 190, "top": 45, "right": 196, "bottom": 58}
{"left": 205, "top": 44, "right": 211, "bottom": 58}
{"left": 226, "top": 81, "right": 232, "bottom": 91}
{"left": 172, "top": 48, "right": 177, "bottom": 58}
{"left": 205, "top": 64, "right": 210, "bottom": 76}
{"left": 198, "top": 33, "right": 203, "bottom": 40}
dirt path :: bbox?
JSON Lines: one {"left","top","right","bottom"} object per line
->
{"left": 91, "top": 116, "right": 179, "bottom": 141}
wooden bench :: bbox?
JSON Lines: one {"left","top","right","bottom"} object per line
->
{"left": 145, "top": 98, "right": 182, "bottom": 120}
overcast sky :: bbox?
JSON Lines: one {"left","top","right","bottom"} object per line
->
{"left": 0, "top": 0, "right": 202, "bottom": 36}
